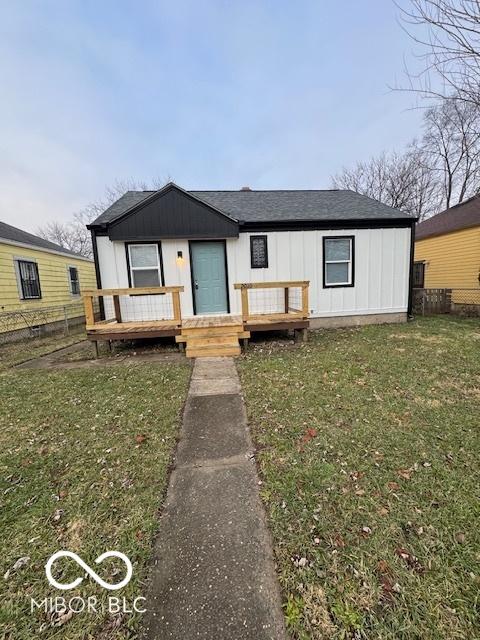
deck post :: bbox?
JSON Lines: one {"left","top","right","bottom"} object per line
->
{"left": 172, "top": 290, "right": 182, "bottom": 326}
{"left": 301, "top": 284, "right": 309, "bottom": 318}
{"left": 83, "top": 294, "right": 95, "bottom": 327}
{"left": 93, "top": 340, "right": 99, "bottom": 358}
{"left": 113, "top": 295, "right": 122, "bottom": 323}
{"left": 284, "top": 287, "right": 289, "bottom": 313}
{"left": 240, "top": 287, "right": 249, "bottom": 323}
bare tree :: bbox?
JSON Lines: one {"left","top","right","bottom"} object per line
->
{"left": 38, "top": 214, "right": 93, "bottom": 258}
{"left": 37, "top": 176, "right": 170, "bottom": 258}
{"left": 397, "top": 0, "right": 480, "bottom": 107}
{"left": 420, "top": 97, "right": 480, "bottom": 207}
{"left": 331, "top": 147, "right": 440, "bottom": 219}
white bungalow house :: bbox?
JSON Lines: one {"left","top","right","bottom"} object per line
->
{"left": 85, "top": 183, "right": 415, "bottom": 356}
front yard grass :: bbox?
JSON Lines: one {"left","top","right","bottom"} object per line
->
{"left": 0, "top": 359, "right": 190, "bottom": 638}
{"left": 238, "top": 317, "right": 480, "bottom": 640}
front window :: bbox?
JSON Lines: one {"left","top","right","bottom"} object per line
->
{"left": 128, "top": 244, "right": 163, "bottom": 287}
{"left": 323, "top": 237, "right": 354, "bottom": 287}
{"left": 68, "top": 266, "right": 80, "bottom": 295}
{"left": 16, "top": 259, "right": 42, "bottom": 299}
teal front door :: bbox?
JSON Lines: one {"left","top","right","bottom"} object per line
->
{"left": 190, "top": 242, "right": 228, "bottom": 314}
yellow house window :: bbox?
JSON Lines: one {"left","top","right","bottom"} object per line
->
{"left": 16, "top": 259, "right": 42, "bottom": 300}
{"left": 68, "top": 266, "right": 80, "bottom": 295}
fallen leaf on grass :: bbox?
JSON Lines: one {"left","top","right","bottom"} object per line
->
{"left": 379, "top": 577, "right": 397, "bottom": 602}
{"left": 376, "top": 560, "right": 392, "bottom": 576}
{"left": 395, "top": 547, "right": 425, "bottom": 573}
{"left": 4, "top": 556, "right": 30, "bottom": 579}
{"left": 332, "top": 533, "right": 346, "bottom": 548}
{"left": 350, "top": 470, "right": 365, "bottom": 482}
{"left": 52, "top": 509, "right": 64, "bottom": 522}
{"left": 455, "top": 532, "right": 466, "bottom": 544}
{"left": 378, "top": 507, "right": 389, "bottom": 516}
{"left": 135, "top": 434, "right": 147, "bottom": 444}
{"left": 292, "top": 555, "right": 309, "bottom": 568}
{"left": 387, "top": 482, "right": 400, "bottom": 491}
{"left": 397, "top": 469, "right": 412, "bottom": 480}
{"left": 301, "top": 428, "right": 318, "bottom": 443}
{"left": 50, "top": 608, "right": 73, "bottom": 627}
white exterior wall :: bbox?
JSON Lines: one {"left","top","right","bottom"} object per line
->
{"left": 96, "top": 227, "right": 411, "bottom": 320}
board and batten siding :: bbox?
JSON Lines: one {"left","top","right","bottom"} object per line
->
{"left": 0, "top": 241, "right": 96, "bottom": 332}
{"left": 96, "top": 227, "right": 410, "bottom": 320}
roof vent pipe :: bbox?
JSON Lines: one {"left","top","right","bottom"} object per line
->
{"left": 240, "top": 186, "right": 251, "bottom": 191}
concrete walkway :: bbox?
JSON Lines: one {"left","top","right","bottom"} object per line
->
{"left": 143, "top": 357, "right": 286, "bottom": 640}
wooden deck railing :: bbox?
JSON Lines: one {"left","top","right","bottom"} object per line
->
{"left": 82, "top": 286, "right": 184, "bottom": 328}
{"left": 233, "top": 281, "right": 309, "bottom": 323}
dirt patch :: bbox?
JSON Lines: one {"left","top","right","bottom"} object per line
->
{"left": 389, "top": 332, "right": 450, "bottom": 344}
{"left": 299, "top": 584, "right": 336, "bottom": 638}
{"left": 16, "top": 341, "right": 186, "bottom": 370}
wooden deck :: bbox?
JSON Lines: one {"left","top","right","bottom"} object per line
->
{"left": 83, "top": 282, "right": 310, "bottom": 358}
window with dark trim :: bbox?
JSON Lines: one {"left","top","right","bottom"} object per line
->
{"left": 413, "top": 261, "right": 425, "bottom": 288}
{"left": 127, "top": 243, "right": 164, "bottom": 287}
{"left": 16, "top": 259, "right": 41, "bottom": 299}
{"left": 250, "top": 235, "right": 268, "bottom": 268}
{"left": 68, "top": 266, "right": 80, "bottom": 295}
{"left": 323, "top": 236, "right": 354, "bottom": 287}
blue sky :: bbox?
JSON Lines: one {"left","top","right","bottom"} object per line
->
{"left": 0, "top": 0, "right": 424, "bottom": 231}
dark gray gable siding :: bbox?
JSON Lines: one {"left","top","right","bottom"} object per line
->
{"left": 107, "top": 186, "right": 239, "bottom": 241}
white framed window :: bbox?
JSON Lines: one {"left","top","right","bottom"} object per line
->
{"left": 68, "top": 266, "right": 80, "bottom": 295}
{"left": 14, "top": 258, "right": 42, "bottom": 299}
{"left": 323, "top": 236, "right": 354, "bottom": 287}
{"left": 127, "top": 243, "right": 164, "bottom": 287}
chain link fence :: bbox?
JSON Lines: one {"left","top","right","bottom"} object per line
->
{"left": 0, "top": 301, "right": 87, "bottom": 344}
{"left": 413, "top": 288, "right": 480, "bottom": 317}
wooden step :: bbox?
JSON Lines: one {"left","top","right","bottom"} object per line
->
{"left": 177, "top": 329, "right": 249, "bottom": 343}
{"left": 180, "top": 325, "right": 243, "bottom": 337}
{"left": 186, "top": 344, "right": 241, "bottom": 358}
{"left": 185, "top": 334, "right": 241, "bottom": 347}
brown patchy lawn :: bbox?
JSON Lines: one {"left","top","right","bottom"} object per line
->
{"left": 238, "top": 316, "right": 480, "bottom": 640}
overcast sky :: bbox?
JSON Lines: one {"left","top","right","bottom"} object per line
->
{"left": 0, "top": 0, "right": 424, "bottom": 232}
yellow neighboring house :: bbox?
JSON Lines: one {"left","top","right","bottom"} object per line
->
{"left": 414, "top": 196, "right": 480, "bottom": 304}
{"left": 0, "top": 221, "right": 96, "bottom": 337}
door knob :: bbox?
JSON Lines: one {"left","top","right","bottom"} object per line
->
{"left": 195, "top": 281, "right": 199, "bottom": 290}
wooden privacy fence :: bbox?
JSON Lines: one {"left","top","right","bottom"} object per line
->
{"left": 412, "top": 288, "right": 452, "bottom": 315}
{"left": 233, "top": 280, "right": 309, "bottom": 323}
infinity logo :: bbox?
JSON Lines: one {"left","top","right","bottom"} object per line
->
{"left": 45, "top": 551, "right": 133, "bottom": 591}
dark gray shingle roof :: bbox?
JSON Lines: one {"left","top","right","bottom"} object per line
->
{"left": 0, "top": 220, "right": 89, "bottom": 258}
{"left": 91, "top": 187, "right": 414, "bottom": 227}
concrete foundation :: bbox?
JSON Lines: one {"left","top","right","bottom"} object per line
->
{"left": 309, "top": 312, "right": 408, "bottom": 330}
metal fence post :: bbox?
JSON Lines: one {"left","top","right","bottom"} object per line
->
{"left": 63, "top": 306, "right": 69, "bottom": 336}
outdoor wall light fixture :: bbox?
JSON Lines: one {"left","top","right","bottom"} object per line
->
{"left": 176, "top": 250, "right": 185, "bottom": 266}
